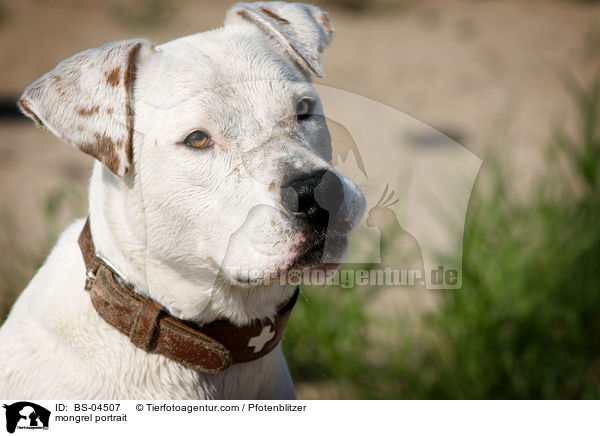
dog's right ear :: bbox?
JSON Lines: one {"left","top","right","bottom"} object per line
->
{"left": 18, "top": 39, "right": 154, "bottom": 177}
{"left": 225, "top": 2, "right": 334, "bottom": 78}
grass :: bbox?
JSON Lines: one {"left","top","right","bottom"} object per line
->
{"left": 284, "top": 76, "right": 600, "bottom": 399}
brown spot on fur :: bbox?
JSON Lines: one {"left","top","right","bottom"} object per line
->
{"left": 106, "top": 108, "right": 113, "bottom": 115}
{"left": 77, "top": 105, "right": 99, "bottom": 117}
{"left": 124, "top": 44, "right": 140, "bottom": 92}
{"left": 106, "top": 67, "right": 121, "bottom": 87}
{"left": 270, "top": 220, "right": 276, "bottom": 227}
{"left": 123, "top": 42, "right": 143, "bottom": 168}
{"left": 268, "top": 180, "right": 275, "bottom": 192}
{"left": 321, "top": 13, "right": 333, "bottom": 36}
{"left": 231, "top": 167, "right": 242, "bottom": 183}
{"left": 50, "top": 74, "right": 67, "bottom": 97}
{"left": 79, "top": 132, "right": 124, "bottom": 176}
{"left": 18, "top": 99, "right": 43, "bottom": 127}
{"left": 260, "top": 7, "right": 290, "bottom": 24}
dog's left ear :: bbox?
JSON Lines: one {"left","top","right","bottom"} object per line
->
{"left": 18, "top": 39, "right": 154, "bottom": 177}
{"left": 225, "top": 1, "right": 334, "bottom": 77}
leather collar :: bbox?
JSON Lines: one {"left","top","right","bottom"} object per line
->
{"left": 78, "top": 218, "right": 298, "bottom": 373}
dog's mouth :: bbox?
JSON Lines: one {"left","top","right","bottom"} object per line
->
{"left": 289, "top": 233, "right": 347, "bottom": 270}
{"left": 291, "top": 235, "right": 326, "bottom": 267}
{"left": 225, "top": 233, "right": 347, "bottom": 287}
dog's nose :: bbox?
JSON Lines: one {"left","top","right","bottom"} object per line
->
{"left": 281, "top": 169, "right": 345, "bottom": 231}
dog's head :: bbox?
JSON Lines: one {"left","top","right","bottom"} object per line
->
{"left": 19, "top": 2, "right": 365, "bottom": 288}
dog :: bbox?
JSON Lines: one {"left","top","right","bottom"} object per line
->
{"left": 0, "top": 2, "right": 365, "bottom": 399}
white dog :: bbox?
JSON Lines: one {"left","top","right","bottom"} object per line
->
{"left": 0, "top": 1, "right": 365, "bottom": 399}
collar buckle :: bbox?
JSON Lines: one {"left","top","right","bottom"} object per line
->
{"left": 84, "top": 258, "right": 101, "bottom": 291}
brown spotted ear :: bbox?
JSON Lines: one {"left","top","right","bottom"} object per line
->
{"left": 225, "top": 2, "right": 334, "bottom": 78}
{"left": 18, "top": 39, "right": 154, "bottom": 177}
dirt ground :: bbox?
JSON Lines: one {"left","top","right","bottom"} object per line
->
{"left": 1, "top": 0, "right": 599, "bottom": 399}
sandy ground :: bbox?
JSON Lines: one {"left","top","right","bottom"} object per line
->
{"left": 1, "top": 0, "right": 599, "bottom": 399}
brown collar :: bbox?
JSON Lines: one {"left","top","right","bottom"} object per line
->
{"left": 78, "top": 218, "right": 298, "bottom": 373}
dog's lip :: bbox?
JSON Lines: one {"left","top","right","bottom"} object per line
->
{"left": 225, "top": 233, "right": 346, "bottom": 286}
{"left": 289, "top": 233, "right": 346, "bottom": 269}
{"left": 291, "top": 237, "right": 325, "bottom": 267}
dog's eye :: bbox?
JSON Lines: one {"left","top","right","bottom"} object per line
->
{"left": 296, "top": 98, "right": 314, "bottom": 120}
{"left": 183, "top": 130, "right": 213, "bottom": 149}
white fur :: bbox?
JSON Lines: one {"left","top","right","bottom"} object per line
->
{"left": 0, "top": 2, "right": 365, "bottom": 399}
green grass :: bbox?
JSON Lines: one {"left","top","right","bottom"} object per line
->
{"left": 284, "top": 76, "right": 600, "bottom": 399}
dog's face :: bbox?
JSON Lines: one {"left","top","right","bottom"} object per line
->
{"left": 134, "top": 23, "right": 364, "bottom": 285}
{"left": 18, "top": 2, "right": 365, "bottom": 288}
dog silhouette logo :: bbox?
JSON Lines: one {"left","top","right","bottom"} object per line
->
{"left": 3, "top": 402, "right": 50, "bottom": 433}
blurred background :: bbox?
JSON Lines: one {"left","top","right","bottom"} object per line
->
{"left": 1, "top": 0, "right": 600, "bottom": 399}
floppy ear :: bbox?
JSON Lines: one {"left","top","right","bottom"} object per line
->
{"left": 18, "top": 39, "right": 154, "bottom": 177}
{"left": 225, "top": 1, "right": 334, "bottom": 77}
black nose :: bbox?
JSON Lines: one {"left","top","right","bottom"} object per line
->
{"left": 281, "top": 169, "right": 345, "bottom": 231}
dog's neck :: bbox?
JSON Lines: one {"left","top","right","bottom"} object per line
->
{"left": 87, "top": 164, "right": 296, "bottom": 326}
